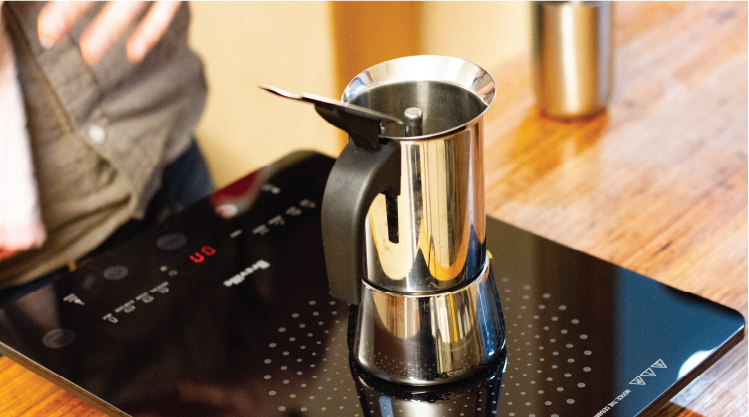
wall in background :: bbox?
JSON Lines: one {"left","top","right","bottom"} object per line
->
{"left": 419, "top": 2, "right": 531, "bottom": 71}
{"left": 189, "top": 2, "right": 531, "bottom": 187}
{"left": 189, "top": 2, "right": 341, "bottom": 187}
{"left": 331, "top": 2, "right": 421, "bottom": 95}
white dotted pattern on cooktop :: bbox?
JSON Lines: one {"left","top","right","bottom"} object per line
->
{"left": 499, "top": 277, "right": 592, "bottom": 417}
{"left": 261, "top": 299, "right": 361, "bottom": 416}
{"left": 259, "top": 279, "right": 593, "bottom": 417}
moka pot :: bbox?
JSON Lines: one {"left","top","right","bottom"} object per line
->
{"left": 264, "top": 56, "right": 506, "bottom": 386}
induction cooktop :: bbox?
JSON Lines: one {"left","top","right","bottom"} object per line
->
{"left": 0, "top": 151, "right": 743, "bottom": 417}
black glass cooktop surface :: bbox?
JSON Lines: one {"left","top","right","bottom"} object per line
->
{"left": 0, "top": 151, "right": 743, "bottom": 417}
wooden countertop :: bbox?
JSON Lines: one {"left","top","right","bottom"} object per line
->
{"left": 0, "top": 2, "right": 745, "bottom": 416}
{"left": 483, "top": 2, "right": 747, "bottom": 416}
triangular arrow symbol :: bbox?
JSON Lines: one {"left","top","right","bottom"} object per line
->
{"left": 63, "top": 293, "right": 85, "bottom": 306}
{"left": 651, "top": 359, "right": 667, "bottom": 368}
{"left": 630, "top": 376, "right": 646, "bottom": 385}
{"left": 641, "top": 368, "right": 656, "bottom": 377}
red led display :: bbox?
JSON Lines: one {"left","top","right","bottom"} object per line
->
{"left": 190, "top": 246, "right": 216, "bottom": 263}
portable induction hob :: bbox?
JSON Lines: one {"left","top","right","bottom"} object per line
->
{"left": 0, "top": 151, "right": 743, "bottom": 417}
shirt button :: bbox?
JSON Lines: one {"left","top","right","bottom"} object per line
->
{"left": 88, "top": 124, "right": 106, "bottom": 144}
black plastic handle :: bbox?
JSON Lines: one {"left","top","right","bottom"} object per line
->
{"left": 321, "top": 139, "right": 401, "bottom": 305}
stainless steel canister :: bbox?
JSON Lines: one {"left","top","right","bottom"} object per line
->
{"left": 532, "top": 1, "right": 612, "bottom": 119}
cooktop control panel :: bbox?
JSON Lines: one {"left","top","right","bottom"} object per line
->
{"left": 0, "top": 151, "right": 743, "bottom": 417}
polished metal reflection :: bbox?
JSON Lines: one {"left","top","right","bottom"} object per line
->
{"left": 351, "top": 351, "right": 504, "bottom": 417}
{"left": 351, "top": 256, "right": 505, "bottom": 385}
{"left": 404, "top": 107, "right": 423, "bottom": 137}
{"left": 532, "top": 1, "right": 612, "bottom": 118}
{"left": 344, "top": 56, "right": 495, "bottom": 293}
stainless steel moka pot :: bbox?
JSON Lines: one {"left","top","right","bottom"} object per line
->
{"left": 262, "top": 56, "right": 505, "bottom": 386}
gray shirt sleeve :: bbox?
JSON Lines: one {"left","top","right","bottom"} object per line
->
{"left": 0, "top": 2, "right": 207, "bottom": 287}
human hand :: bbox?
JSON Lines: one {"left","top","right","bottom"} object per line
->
{"left": 0, "top": 219, "right": 47, "bottom": 261}
{"left": 37, "top": 1, "right": 182, "bottom": 65}
{"left": 0, "top": 249, "right": 19, "bottom": 262}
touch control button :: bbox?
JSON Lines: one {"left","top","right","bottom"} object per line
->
{"left": 104, "top": 265, "right": 128, "bottom": 280}
{"left": 43, "top": 329, "right": 76, "bottom": 349}
{"left": 157, "top": 233, "right": 187, "bottom": 250}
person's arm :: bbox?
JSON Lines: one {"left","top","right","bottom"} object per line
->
{"left": 37, "top": 1, "right": 182, "bottom": 65}
{"left": 0, "top": 2, "right": 183, "bottom": 262}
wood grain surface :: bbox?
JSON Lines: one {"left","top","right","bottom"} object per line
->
{"left": 0, "top": 357, "right": 105, "bottom": 416}
{"left": 0, "top": 2, "right": 745, "bottom": 416}
{"left": 483, "top": 2, "right": 747, "bottom": 416}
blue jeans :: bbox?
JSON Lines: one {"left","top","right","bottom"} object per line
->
{"left": 154, "top": 139, "right": 216, "bottom": 220}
